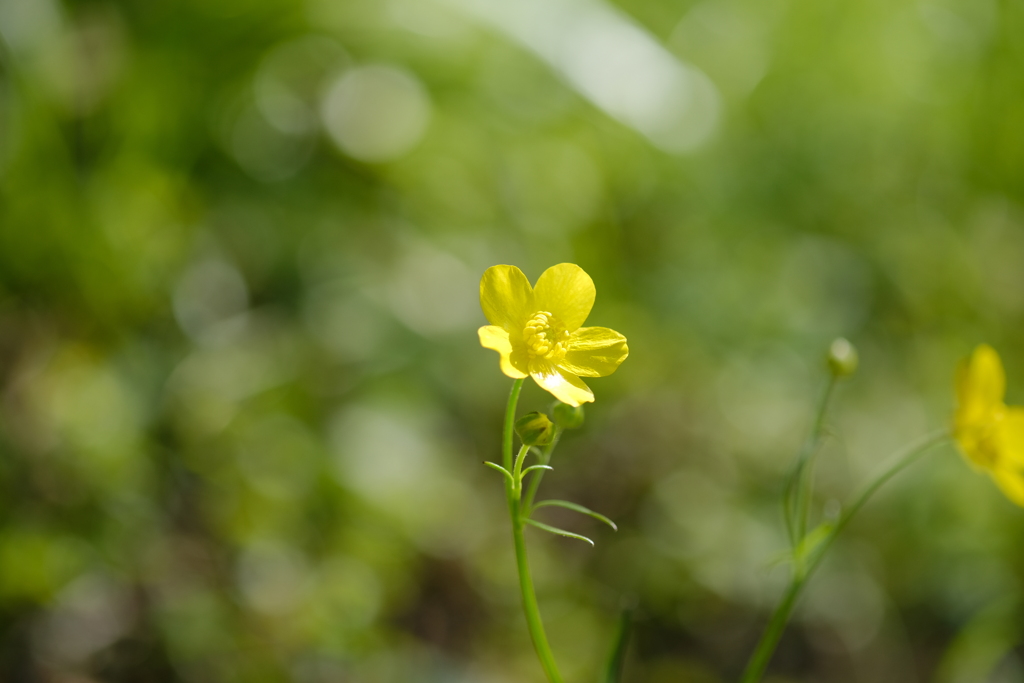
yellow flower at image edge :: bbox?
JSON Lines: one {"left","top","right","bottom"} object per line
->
{"left": 954, "top": 344, "right": 1024, "bottom": 506}
{"left": 478, "top": 264, "right": 628, "bottom": 406}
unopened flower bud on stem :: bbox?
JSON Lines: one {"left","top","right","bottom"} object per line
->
{"left": 515, "top": 411, "right": 556, "bottom": 446}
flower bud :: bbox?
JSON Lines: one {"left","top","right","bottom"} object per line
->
{"left": 515, "top": 412, "right": 555, "bottom": 446}
{"left": 827, "top": 338, "right": 858, "bottom": 378}
{"left": 552, "top": 402, "right": 585, "bottom": 430}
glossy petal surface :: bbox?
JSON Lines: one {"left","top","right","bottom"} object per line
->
{"left": 530, "top": 361, "right": 594, "bottom": 406}
{"left": 561, "top": 327, "right": 629, "bottom": 377}
{"left": 533, "top": 264, "right": 595, "bottom": 332}
{"left": 478, "top": 263, "right": 627, "bottom": 404}
{"left": 478, "top": 325, "right": 528, "bottom": 378}
{"left": 480, "top": 265, "right": 534, "bottom": 334}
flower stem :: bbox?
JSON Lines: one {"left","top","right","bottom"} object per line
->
{"left": 740, "top": 578, "right": 803, "bottom": 683}
{"left": 512, "top": 502, "right": 564, "bottom": 683}
{"left": 523, "top": 426, "right": 562, "bottom": 513}
{"left": 603, "top": 607, "right": 634, "bottom": 683}
{"left": 783, "top": 375, "right": 837, "bottom": 550}
{"left": 502, "top": 379, "right": 564, "bottom": 683}
{"left": 513, "top": 444, "right": 531, "bottom": 496}
{"left": 504, "top": 379, "right": 525, "bottom": 473}
{"left": 741, "top": 429, "right": 950, "bottom": 683}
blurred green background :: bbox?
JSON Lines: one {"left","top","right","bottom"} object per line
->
{"left": 2, "top": 0, "right": 1024, "bottom": 680}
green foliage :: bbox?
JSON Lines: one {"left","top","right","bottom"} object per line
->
{"left": 2, "top": 0, "right": 1024, "bottom": 680}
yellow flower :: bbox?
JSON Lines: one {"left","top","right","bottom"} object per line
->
{"left": 954, "top": 344, "right": 1024, "bottom": 505}
{"left": 478, "top": 264, "right": 628, "bottom": 406}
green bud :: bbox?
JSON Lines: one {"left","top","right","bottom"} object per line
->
{"left": 827, "top": 338, "right": 858, "bottom": 378}
{"left": 515, "top": 412, "right": 555, "bottom": 446}
{"left": 552, "top": 402, "right": 585, "bottom": 430}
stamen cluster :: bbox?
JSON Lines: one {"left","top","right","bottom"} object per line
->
{"left": 523, "top": 311, "right": 569, "bottom": 362}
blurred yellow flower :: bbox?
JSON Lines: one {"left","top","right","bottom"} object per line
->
{"left": 954, "top": 344, "right": 1024, "bottom": 506}
{"left": 478, "top": 264, "right": 628, "bottom": 406}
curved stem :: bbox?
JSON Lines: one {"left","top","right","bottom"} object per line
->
{"left": 741, "top": 429, "right": 950, "bottom": 683}
{"left": 821, "top": 429, "right": 950, "bottom": 558}
{"left": 783, "top": 376, "right": 837, "bottom": 549}
{"left": 512, "top": 502, "right": 564, "bottom": 682}
{"left": 502, "top": 379, "right": 564, "bottom": 683}
{"left": 513, "top": 444, "right": 531, "bottom": 496}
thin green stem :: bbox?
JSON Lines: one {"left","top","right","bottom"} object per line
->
{"left": 513, "top": 444, "right": 531, "bottom": 496}
{"left": 501, "top": 379, "right": 564, "bottom": 683}
{"left": 740, "top": 578, "right": 803, "bottom": 683}
{"left": 523, "top": 426, "right": 562, "bottom": 513}
{"left": 822, "top": 429, "right": 950, "bottom": 557}
{"left": 796, "top": 376, "right": 837, "bottom": 543}
{"left": 784, "top": 375, "right": 837, "bottom": 549}
{"left": 503, "top": 379, "right": 525, "bottom": 472}
{"left": 603, "top": 607, "right": 634, "bottom": 683}
{"left": 742, "top": 429, "right": 950, "bottom": 683}
{"left": 512, "top": 501, "right": 564, "bottom": 683}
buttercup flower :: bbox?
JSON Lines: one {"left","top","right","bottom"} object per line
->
{"left": 478, "top": 264, "right": 628, "bottom": 406}
{"left": 954, "top": 344, "right": 1024, "bottom": 505}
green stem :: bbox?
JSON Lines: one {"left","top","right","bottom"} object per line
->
{"left": 825, "top": 430, "right": 950, "bottom": 549}
{"left": 741, "top": 429, "right": 950, "bottom": 683}
{"left": 503, "top": 379, "right": 525, "bottom": 472}
{"left": 523, "top": 426, "right": 562, "bottom": 512}
{"left": 512, "top": 503, "right": 564, "bottom": 683}
{"left": 513, "top": 444, "right": 531, "bottom": 496}
{"left": 603, "top": 607, "right": 634, "bottom": 683}
{"left": 740, "top": 579, "right": 803, "bottom": 683}
{"left": 784, "top": 376, "right": 837, "bottom": 549}
{"left": 502, "top": 379, "right": 564, "bottom": 683}
{"left": 797, "top": 376, "right": 837, "bottom": 542}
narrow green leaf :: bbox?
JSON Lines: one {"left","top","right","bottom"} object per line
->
{"left": 522, "top": 464, "right": 554, "bottom": 477}
{"left": 794, "top": 521, "right": 835, "bottom": 571}
{"left": 483, "top": 461, "right": 514, "bottom": 485}
{"left": 533, "top": 499, "right": 618, "bottom": 531}
{"left": 524, "top": 518, "right": 595, "bottom": 546}
{"left": 764, "top": 522, "right": 836, "bottom": 573}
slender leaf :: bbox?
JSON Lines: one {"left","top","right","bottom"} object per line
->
{"left": 533, "top": 499, "right": 618, "bottom": 531}
{"left": 794, "top": 521, "right": 834, "bottom": 573}
{"left": 524, "top": 518, "right": 595, "bottom": 546}
{"left": 763, "top": 522, "right": 835, "bottom": 573}
{"left": 483, "top": 461, "right": 514, "bottom": 485}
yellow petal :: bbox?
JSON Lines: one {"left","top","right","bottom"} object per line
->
{"left": 480, "top": 265, "right": 534, "bottom": 334}
{"left": 997, "top": 407, "right": 1024, "bottom": 466}
{"left": 560, "top": 327, "right": 629, "bottom": 378}
{"left": 956, "top": 344, "right": 1006, "bottom": 428}
{"left": 992, "top": 466, "right": 1024, "bottom": 507}
{"left": 533, "top": 263, "right": 595, "bottom": 332}
{"left": 478, "top": 325, "right": 528, "bottom": 378}
{"left": 530, "top": 361, "right": 594, "bottom": 406}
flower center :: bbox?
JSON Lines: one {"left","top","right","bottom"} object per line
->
{"left": 523, "top": 311, "right": 570, "bottom": 363}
